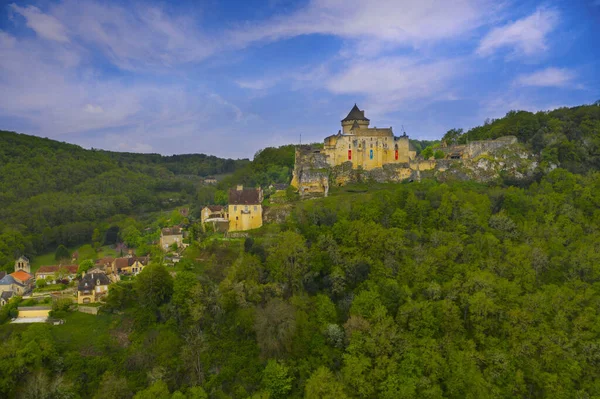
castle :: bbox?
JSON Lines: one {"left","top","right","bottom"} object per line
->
{"left": 291, "top": 105, "right": 519, "bottom": 197}
{"left": 323, "top": 104, "right": 416, "bottom": 169}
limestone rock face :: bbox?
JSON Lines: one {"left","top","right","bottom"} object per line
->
{"left": 292, "top": 138, "right": 537, "bottom": 197}
{"left": 291, "top": 146, "right": 330, "bottom": 198}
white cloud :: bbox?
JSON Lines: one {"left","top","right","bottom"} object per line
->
{"left": 49, "top": 0, "right": 215, "bottom": 70}
{"left": 9, "top": 4, "right": 70, "bottom": 42}
{"left": 477, "top": 8, "right": 559, "bottom": 56}
{"left": 325, "top": 57, "right": 463, "bottom": 115}
{"left": 514, "top": 67, "right": 577, "bottom": 88}
{"left": 230, "top": 0, "right": 497, "bottom": 50}
{"left": 84, "top": 104, "right": 104, "bottom": 114}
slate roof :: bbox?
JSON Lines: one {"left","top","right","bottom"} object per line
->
{"left": 0, "top": 275, "right": 16, "bottom": 285}
{"left": 342, "top": 104, "right": 369, "bottom": 122}
{"left": 1, "top": 291, "right": 14, "bottom": 302}
{"left": 229, "top": 187, "right": 262, "bottom": 205}
{"left": 205, "top": 205, "right": 225, "bottom": 212}
{"left": 36, "top": 265, "right": 79, "bottom": 275}
{"left": 78, "top": 273, "right": 111, "bottom": 291}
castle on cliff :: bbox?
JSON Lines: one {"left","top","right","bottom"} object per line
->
{"left": 323, "top": 104, "right": 417, "bottom": 169}
{"left": 291, "top": 105, "right": 518, "bottom": 197}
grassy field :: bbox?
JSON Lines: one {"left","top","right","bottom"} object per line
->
{"left": 30, "top": 245, "right": 120, "bottom": 273}
{"left": 51, "top": 311, "right": 119, "bottom": 352}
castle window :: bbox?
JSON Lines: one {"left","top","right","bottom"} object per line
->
{"left": 254, "top": 206, "right": 258, "bottom": 211}
{"left": 349, "top": 144, "right": 351, "bottom": 149}
{"left": 234, "top": 206, "right": 237, "bottom": 211}
{"left": 370, "top": 143, "right": 373, "bottom": 148}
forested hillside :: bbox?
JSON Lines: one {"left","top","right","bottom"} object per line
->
{"left": 0, "top": 130, "right": 248, "bottom": 270}
{"left": 3, "top": 171, "right": 600, "bottom": 398}
{"left": 443, "top": 103, "right": 600, "bottom": 173}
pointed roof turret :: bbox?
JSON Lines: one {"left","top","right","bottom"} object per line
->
{"left": 342, "top": 104, "right": 369, "bottom": 122}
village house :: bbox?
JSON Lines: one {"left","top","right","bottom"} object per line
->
{"left": 77, "top": 272, "right": 110, "bottom": 304}
{"left": 0, "top": 291, "right": 14, "bottom": 307}
{"left": 35, "top": 265, "right": 79, "bottom": 282}
{"left": 94, "top": 257, "right": 115, "bottom": 273}
{"left": 228, "top": 185, "right": 263, "bottom": 232}
{"left": 112, "top": 256, "right": 150, "bottom": 275}
{"left": 160, "top": 227, "right": 184, "bottom": 250}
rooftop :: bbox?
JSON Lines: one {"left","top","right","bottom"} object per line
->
{"left": 229, "top": 187, "right": 262, "bottom": 205}
{"left": 342, "top": 104, "right": 369, "bottom": 122}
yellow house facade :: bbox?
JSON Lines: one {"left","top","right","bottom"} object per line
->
{"left": 323, "top": 104, "right": 416, "bottom": 170}
{"left": 228, "top": 186, "right": 263, "bottom": 232}
{"left": 77, "top": 272, "right": 110, "bottom": 304}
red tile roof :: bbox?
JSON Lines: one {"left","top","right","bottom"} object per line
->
{"left": 11, "top": 270, "right": 33, "bottom": 282}
{"left": 36, "top": 265, "right": 79, "bottom": 275}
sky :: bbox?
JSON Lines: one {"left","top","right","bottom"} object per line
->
{"left": 0, "top": 0, "right": 599, "bottom": 159}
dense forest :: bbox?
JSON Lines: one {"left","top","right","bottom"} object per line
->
{"left": 1, "top": 103, "right": 600, "bottom": 398}
{"left": 0, "top": 131, "right": 247, "bottom": 271}
{"left": 3, "top": 170, "right": 600, "bottom": 398}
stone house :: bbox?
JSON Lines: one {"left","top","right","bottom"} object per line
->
{"left": 0, "top": 291, "right": 14, "bottom": 307}
{"left": 160, "top": 227, "right": 184, "bottom": 250}
{"left": 228, "top": 185, "right": 263, "bottom": 232}
{"left": 77, "top": 272, "right": 110, "bottom": 304}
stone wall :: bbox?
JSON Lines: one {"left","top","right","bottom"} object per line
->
{"left": 78, "top": 305, "right": 100, "bottom": 315}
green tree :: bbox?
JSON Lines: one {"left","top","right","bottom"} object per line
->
{"left": 135, "top": 264, "right": 174, "bottom": 309}
{"left": 133, "top": 381, "right": 170, "bottom": 399}
{"left": 54, "top": 244, "right": 70, "bottom": 262}
{"left": 305, "top": 367, "right": 348, "bottom": 399}
{"left": 266, "top": 231, "right": 308, "bottom": 295}
{"left": 262, "top": 360, "right": 293, "bottom": 399}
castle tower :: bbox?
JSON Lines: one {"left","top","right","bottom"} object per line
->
{"left": 341, "top": 104, "right": 370, "bottom": 133}
{"left": 15, "top": 256, "right": 30, "bottom": 273}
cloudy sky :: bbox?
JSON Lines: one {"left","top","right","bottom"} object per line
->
{"left": 0, "top": 0, "right": 598, "bottom": 158}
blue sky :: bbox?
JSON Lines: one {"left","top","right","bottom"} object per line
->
{"left": 0, "top": 0, "right": 598, "bottom": 158}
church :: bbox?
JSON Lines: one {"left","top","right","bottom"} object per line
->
{"left": 323, "top": 104, "right": 416, "bottom": 169}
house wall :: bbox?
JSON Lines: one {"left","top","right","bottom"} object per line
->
{"left": 19, "top": 308, "right": 51, "bottom": 318}
{"left": 228, "top": 204, "right": 263, "bottom": 231}
{"left": 160, "top": 234, "right": 183, "bottom": 250}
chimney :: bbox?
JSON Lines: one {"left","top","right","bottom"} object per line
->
{"left": 236, "top": 185, "right": 243, "bottom": 191}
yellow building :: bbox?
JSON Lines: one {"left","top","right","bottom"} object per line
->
{"left": 323, "top": 104, "right": 416, "bottom": 169}
{"left": 228, "top": 186, "right": 263, "bottom": 232}
{"left": 77, "top": 272, "right": 110, "bottom": 304}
